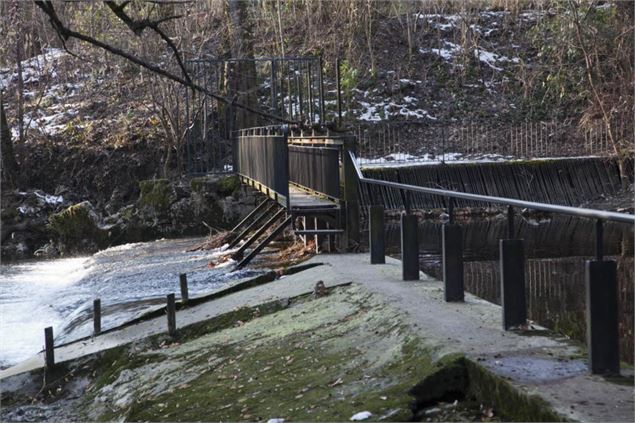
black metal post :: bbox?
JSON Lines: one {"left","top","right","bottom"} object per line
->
{"left": 167, "top": 293, "right": 176, "bottom": 337}
{"left": 499, "top": 239, "right": 527, "bottom": 330}
{"left": 44, "top": 326, "right": 55, "bottom": 370}
{"left": 448, "top": 198, "right": 455, "bottom": 224}
{"left": 93, "top": 299, "right": 101, "bottom": 335}
{"left": 507, "top": 205, "right": 515, "bottom": 238}
{"left": 585, "top": 259, "right": 620, "bottom": 374}
{"left": 401, "top": 213, "right": 419, "bottom": 281}
{"left": 179, "top": 273, "right": 189, "bottom": 305}
{"left": 443, "top": 224, "right": 464, "bottom": 302}
{"left": 596, "top": 219, "right": 604, "bottom": 261}
{"left": 369, "top": 205, "right": 385, "bottom": 264}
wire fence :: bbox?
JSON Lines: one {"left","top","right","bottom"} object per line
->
{"left": 355, "top": 118, "right": 633, "bottom": 167}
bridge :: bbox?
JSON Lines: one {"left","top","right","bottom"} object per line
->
{"left": 181, "top": 55, "right": 634, "bottom": 378}
{"left": 218, "top": 119, "right": 634, "bottom": 380}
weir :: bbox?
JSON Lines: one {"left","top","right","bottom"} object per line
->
{"left": 359, "top": 157, "right": 629, "bottom": 213}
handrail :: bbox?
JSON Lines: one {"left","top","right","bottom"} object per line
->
{"left": 349, "top": 151, "right": 635, "bottom": 224}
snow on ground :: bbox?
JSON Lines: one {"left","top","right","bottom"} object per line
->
{"left": 357, "top": 153, "right": 604, "bottom": 168}
{"left": 0, "top": 48, "right": 66, "bottom": 90}
{"left": 357, "top": 152, "right": 517, "bottom": 167}
{"left": 355, "top": 91, "right": 436, "bottom": 122}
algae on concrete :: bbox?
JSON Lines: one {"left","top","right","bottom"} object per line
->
{"left": 82, "top": 286, "right": 439, "bottom": 422}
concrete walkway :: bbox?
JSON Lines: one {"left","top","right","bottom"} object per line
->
{"left": 2, "top": 253, "right": 633, "bottom": 422}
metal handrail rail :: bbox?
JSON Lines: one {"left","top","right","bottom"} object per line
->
{"left": 349, "top": 151, "right": 635, "bottom": 224}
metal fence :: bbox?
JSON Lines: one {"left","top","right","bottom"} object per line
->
{"left": 185, "top": 57, "right": 326, "bottom": 174}
{"left": 355, "top": 118, "right": 633, "bottom": 167}
{"left": 235, "top": 126, "right": 289, "bottom": 206}
{"left": 288, "top": 145, "right": 341, "bottom": 199}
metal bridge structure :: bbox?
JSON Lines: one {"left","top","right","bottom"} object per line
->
{"left": 184, "top": 55, "right": 634, "bottom": 378}
{"left": 227, "top": 125, "right": 360, "bottom": 269}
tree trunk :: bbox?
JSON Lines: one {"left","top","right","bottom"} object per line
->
{"left": 226, "top": 0, "right": 259, "bottom": 130}
{"left": 1, "top": 98, "right": 19, "bottom": 188}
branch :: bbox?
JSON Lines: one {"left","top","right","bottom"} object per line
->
{"left": 104, "top": 1, "right": 189, "bottom": 84}
{"left": 34, "top": 1, "right": 296, "bottom": 124}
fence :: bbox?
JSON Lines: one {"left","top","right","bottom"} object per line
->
{"left": 185, "top": 57, "right": 326, "bottom": 174}
{"left": 235, "top": 126, "right": 289, "bottom": 207}
{"left": 355, "top": 118, "right": 633, "bottom": 166}
{"left": 350, "top": 149, "right": 634, "bottom": 375}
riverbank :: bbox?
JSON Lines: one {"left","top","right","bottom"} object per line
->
{"left": 2, "top": 254, "right": 633, "bottom": 422}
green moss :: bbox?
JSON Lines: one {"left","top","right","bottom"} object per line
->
{"left": 465, "top": 360, "right": 565, "bottom": 422}
{"left": 82, "top": 286, "right": 440, "bottom": 422}
{"left": 217, "top": 175, "right": 240, "bottom": 196}
{"left": 138, "top": 179, "right": 172, "bottom": 213}
{"left": 76, "top": 286, "right": 569, "bottom": 423}
{"left": 48, "top": 203, "right": 108, "bottom": 249}
{"left": 189, "top": 177, "right": 207, "bottom": 193}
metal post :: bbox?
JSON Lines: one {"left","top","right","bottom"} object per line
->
{"left": 44, "top": 326, "right": 55, "bottom": 370}
{"left": 448, "top": 198, "right": 455, "bottom": 224}
{"left": 595, "top": 219, "right": 604, "bottom": 261}
{"left": 93, "top": 299, "right": 101, "bottom": 335}
{"left": 500, "top": 239, "right": 527, "bottom": 330}
{"left": 179, "top": 273, "right": 189, "bottom": 305}
{"left": 401, "top": 213, "right": 419, "bottom": 281}
{"left": 369, "top": 205, "right": 385, "bottom": 264}
{"left": 585, "top": 260, "right": 619, "bottom": 374}
{"left": 336, "top": 58, "right": 342, "bottom": 127}
{"left": 443, "top": 224, "right": 464, "bottom": 302}
{"left": 507, "top": 205, "right": 515, "bottom": 238}
{"left": 166, "top": 293, "right": 176, "bottom": 337}
{"left": 343, "top": 145, "right": 360, "bottom": 248}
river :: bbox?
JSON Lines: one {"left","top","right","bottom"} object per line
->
{"left": 0, "top": 237, "right": 262, "bottom": 369}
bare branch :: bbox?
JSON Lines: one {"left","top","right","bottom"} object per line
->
{"left": 34, "top": 1, "right": 296, "bottom": 124}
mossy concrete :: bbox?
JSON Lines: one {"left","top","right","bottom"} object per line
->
{"left": 81, "top": 286, "right": 436, "bottom": 422}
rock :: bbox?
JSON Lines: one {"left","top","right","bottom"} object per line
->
{"left": 34, "top": 242, "right": 60, "bottom": 258}
{"left": 313, "top": 281, "right": 328, "bottom": 298}
{"left": 350, "top": 411, "right": 372, "bottom": 421}
{"left": 48, "top": 201, "right": 110, "bottom": 255}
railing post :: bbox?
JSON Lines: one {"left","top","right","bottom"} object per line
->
{"left": 499, "top": 239, "right": 527, "bottom": 330}
{"left": 342, "top": 141, "right": 360, "bottom": 249}
{"left": 179, "top": 273, "right": 189, "bottom": 305}
{"left": 166, "top": 293, "right": 176, "bottom": 337}
{"left": 507, "top": 205, "right": 515, "bottom": 238}
{"left": 442, "top": 224, "right": 464, "bottom": 302}
{"left": 401, "top": 212, "right": 419, "bottom": 281}
{"left": 586, "top": 261, "right": 620, "bottom": 374}
{"left": 44, "top": 326, "right": 55, "bottom": 370}
{"left": 93, "top": 299, "right": 101, "bottom": 335}
{"left": 369, "top": 205, "right": 385, "bottom": 264}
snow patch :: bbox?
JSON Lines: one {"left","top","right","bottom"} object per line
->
{"left": 0, "top": 48, "right": 66, "bottom": 90}
{"left": 34, "top": 192, "right": 64, "bottom": 205}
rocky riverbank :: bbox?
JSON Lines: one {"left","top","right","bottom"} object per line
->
{"left": 1, "top": 175, "right": 254, "bottom": 261}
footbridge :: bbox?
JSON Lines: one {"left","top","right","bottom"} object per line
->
{"left": 226, "top": 126, "right": 360, "bottom": 269}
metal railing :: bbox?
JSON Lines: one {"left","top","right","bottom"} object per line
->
{"left": 350, "top": 150, "right": 634, "bottom": 226}
{"left": 236, "top": 126, "right": 290, "bottom": 207}
{"left": 350, "top": 149, "right": 633, "bottom": 375}
{"left": 355, "top": 118, "right": 633, "bottom": 166}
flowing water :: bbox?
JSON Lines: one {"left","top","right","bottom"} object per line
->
{"left": 379, "top": 215, "right": 634, "bottom": 364}
{"left": 0, "top": 238, "right": 262, "bottom": 369}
